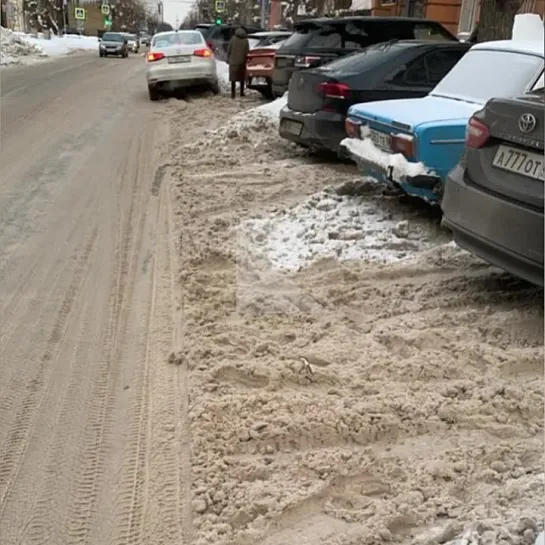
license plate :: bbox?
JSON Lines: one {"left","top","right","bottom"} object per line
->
{"left": 492, "top": 144, "right": 545, "bottom": 181}
{"left": 366, "top": 128, "right": 390, "bottom": 150}
{"left": 281, "top": 119, "right": 302, "bottom": 136}
{"left": 168, "top": 56, "right": 190, "bottom": 64}
{"left": 253, "top": 77, "right": 267, "bottom": 85}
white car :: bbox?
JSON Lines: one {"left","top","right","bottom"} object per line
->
{"left": 145, "top": 30, "right": 219, "bottom": 101}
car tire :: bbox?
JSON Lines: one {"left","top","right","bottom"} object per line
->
{"left": 210, "top": 81, "right": 220, "bottom": 95}
{"left": 148, "top": 85, "right": 160, "bottom": 101}
{"left": 99, "top": 52, "right": 103, "bottom": 57}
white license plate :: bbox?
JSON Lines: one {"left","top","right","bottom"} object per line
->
{"left": 253, "top": 77, "right": 267, "bottom": 85}
{"left": 365, "top": 128, "right": 390, "bottom": 150}
{"left": 281, "top": 119, "right": 302, "bottom": 136}
{"left": 492, "top": 144, "right": 545, "bottom": 181}
{"left": 168, "top": 56, "right": 190, "bottom": 64}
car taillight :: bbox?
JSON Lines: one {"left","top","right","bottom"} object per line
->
{"left": 390, "top": 134, "right": 415, "bottom": 159}
{"left": 345, "top": 118, "right": 360, "bottom": 138}
{"left": 147, "top": 51, "right": 164, "bottom": 62}
{"left": 466, "top": 116, "right": 490, "bottom": 148}
{"left": 295, "top": 55, "right": 320, "bottom": 68}
{"left": 194, "top": 48, "right": 212, "bottom": 57}
{"left": 316, "top": 82, "right": 351, "bottom": 99}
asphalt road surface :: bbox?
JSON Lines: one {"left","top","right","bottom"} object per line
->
{"left": 0, "top": 54, "right": 192, "bottom": 544}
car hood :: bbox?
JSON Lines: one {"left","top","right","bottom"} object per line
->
{"left": 348, "top": 95, "right": 481, "bottom": 131}
{"left": 102, "top": 41, "right": 123, "bottom": 46}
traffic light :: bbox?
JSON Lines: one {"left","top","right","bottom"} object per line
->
{"left": 215, "top": 17, "right": 222, "bottom": 24}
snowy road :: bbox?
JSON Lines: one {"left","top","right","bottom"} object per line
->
{"left": 0, "top": 55, "right": 543, "bottom": 545}
{"left": 0, "top": 55, "right": 196, "bottom": 544}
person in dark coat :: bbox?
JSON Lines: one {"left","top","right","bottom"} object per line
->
{"left": 227, "top": 27, "right": 250, "bottom": 99}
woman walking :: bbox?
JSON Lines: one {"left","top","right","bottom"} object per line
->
{"left": 227, "top": 27, "right": 250, "bottom": 99}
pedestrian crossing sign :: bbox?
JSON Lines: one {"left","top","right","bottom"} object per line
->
{"left": 101, "top": 4, "right": 110, "bottom": 15}
{"left": 75, "top": 7, "right": 86, "bottom": 20}
{"left": 215, "top": 0, "right": 225, "bottom": 13}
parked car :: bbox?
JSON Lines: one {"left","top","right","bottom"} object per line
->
{"left": 99, "top": 32, "right": 129, "bottom": 58}
{"left": 279, "top": 40, "right": 470, "bottom": 154}
{"left": 146, "top": 30, "right": 219, "bottom": 101}
{"left": 342, "top": 39, "right": 544, "bottom": 203}
{"left": 195, "top": 23, "right": 265, "bottom": 61}
{"left": 271, "top": 16, "right": 458, "bottom": 98}
{"left": 247, "top": 30, "right": 292, "bottom": 50}
{"left": 441, "top": 88, "right": 544, "bottom": 286}
{"left": 246, "top": 31, "right": 292, "bottom": 98}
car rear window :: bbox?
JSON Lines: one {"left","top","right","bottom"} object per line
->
{"left": 103, "top": 33, "right": 123, "bottom": 42}
{"left": 152, "top": 32, "right": 203, "bottom": 48}
{"left": 280, "top": 20, "right": 455, "bottom": 51}
{"left": 317, "top": 41, "right": 406, "bottom": 73}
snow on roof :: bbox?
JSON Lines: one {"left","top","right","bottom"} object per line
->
{"left": 472, "top": 40, "right": 544, "bottom": 57}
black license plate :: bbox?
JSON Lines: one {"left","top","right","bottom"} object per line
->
{"left": 281, "top": 119, "right": 302, "bottom": 136}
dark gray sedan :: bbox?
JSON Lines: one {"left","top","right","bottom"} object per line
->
{"left": 442, "top": 88, "right": 544, "bottom": 286}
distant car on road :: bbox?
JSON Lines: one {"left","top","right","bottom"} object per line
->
{"left": 441, "top": 87, "right": 544, "bottom": 286}
{"left": 140, "top": 33, "right": 151, "bottom": 47}
{"left": 145, "top": 30, "right": 219, "bottom": 101}
{"left": 279, "top": 40, "right": 470, "bottom": 154}
{"left": 124, "top": 33, "right": 140, "bottom": 53}
{"left": 272, "top": 16, "right": 458, "bottom": 98}
{"left": 341, "top": 39, "right": 544, "bottom": 203}
{"left": 99, "top": 32, "right": 129, "bottom": 58}
{"left": 246, "top": 31, "right": 292, "bottom": 98}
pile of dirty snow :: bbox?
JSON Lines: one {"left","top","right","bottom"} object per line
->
{"left": 0, "top": 28, "right": 98, "bottom": 66}
{"left": 0, "top": 27, "right": 46, "bottom": 65}
{"left": 239, "top": 180, "right": 450, "bottom": 272}
{"left": 182, "top": 94, "right": 295, "bottom": 162}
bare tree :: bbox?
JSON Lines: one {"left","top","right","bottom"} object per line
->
{"left": 23, "top": 0, "right": 62, "bottom": 32}
{"left": 476, "top": 0, "right": 524, "bottom": 42}
{"left": 112, "top": 0, "right": 148, "bottom": 31}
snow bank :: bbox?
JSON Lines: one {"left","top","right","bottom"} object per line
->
{"left": 0, "top": 27, "right": 46, "bottom": 65}
{"left": 29, "top": 35, "right": 98, "bottom": 57}
{"left": 239, "top": 183, "right": 443, "bottom": 272}
{"left": 216, "top": 59, "right": 230, "bottom": 93}
{"left": 342, "top": 135, "right": 430, "bottom": 180}
{"left": 1, "top": 28, "right": 98, "bottom": 66}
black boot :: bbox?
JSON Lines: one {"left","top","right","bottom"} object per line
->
{"left": 231, "top": 81, "right": 236, "bottom": 99}
{"left": 240, "top": 80, "right": 245, "bottom": 97}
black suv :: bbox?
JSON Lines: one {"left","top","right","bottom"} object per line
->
{"left": 195, "top": 23, "right": 265, "bottom": 61}
{"left": 272, "top": 16, "right": 458, "bottom": 97}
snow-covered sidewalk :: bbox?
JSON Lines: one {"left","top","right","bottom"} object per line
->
{"left": 1, "top": 27, "right": 98, "bottom": 66}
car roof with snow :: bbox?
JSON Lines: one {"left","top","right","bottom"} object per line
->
{"left": 471, "top": 39, "right": 544, "bottom": 57}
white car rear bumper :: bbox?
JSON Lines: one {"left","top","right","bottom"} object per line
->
{"left": 146, "top": 58, "right": 216, "bottom": 86}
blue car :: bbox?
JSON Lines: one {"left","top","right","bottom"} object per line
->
{"left": 341, "top": 39, "right": 545, "bottom": 203}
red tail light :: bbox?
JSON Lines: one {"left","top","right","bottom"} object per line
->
{"left": 316, "top": 82, "right": 351, "bottom": 99}
{"left": 466, "top": 116, "right": 490, "bottom": 148}
{"left": 147, "top": 51, "right": 164, "bottom": 62}
{"left": 345, "top": 118, "right": 360, "bottom": 138}
{"left": 194, "top": 48, "right": 212, "bottom": 57}
{"left": 390, "top": 134, "right": 415, "bottom": 159}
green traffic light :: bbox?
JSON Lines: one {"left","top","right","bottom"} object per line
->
{"left": 215, "top": 18, "right": 222, "bottom": 24}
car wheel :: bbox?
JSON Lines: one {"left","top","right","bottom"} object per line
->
{"left": 99, "top": 52, "right": 103, "bottom": 57}
{"left": 148, "top": 85, "right": 160, "bottom": 101}
{"left": 210, "top": 81, "right": 220, "bottom": 95}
